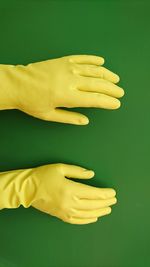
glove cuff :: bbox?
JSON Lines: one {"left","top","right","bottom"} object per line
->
{"left": 0, "top": 168, "right": 38, "bottom": 209}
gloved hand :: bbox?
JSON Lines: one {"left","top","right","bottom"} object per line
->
{"left": 0, "top": 163, "right": 117, "bottom": 225}
{"left": 0, "top": 55, "right": 124, "bottom": 125}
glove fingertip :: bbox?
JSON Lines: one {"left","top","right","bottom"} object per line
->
{"left": 78, "top": 116, "right": 89, "bottom": 125}
{"left": 84, "top": 170, "right": 95, "bottom": 178}
{"left": 100, "top": 57, "right": 105, "bottom": 65}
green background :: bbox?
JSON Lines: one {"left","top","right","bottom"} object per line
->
{"left": 0, "top": 0, "right": 149, "bottom": 266}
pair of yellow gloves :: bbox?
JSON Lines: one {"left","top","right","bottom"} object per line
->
{"left": 0, "top": 55, "right": 124, "bottom": 225}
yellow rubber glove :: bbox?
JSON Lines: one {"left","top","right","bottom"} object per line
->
{"left": 0, "top": 163, "right": 117, "bottom": 225}
{"left": 0, "top": 55, "right": 124, "bottom": 125}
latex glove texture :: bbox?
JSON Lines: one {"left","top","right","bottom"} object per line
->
{"left": 0, "top": 163, "right": 117, "bottom": 225}
{"left": 0, "top": 55, "right": 124, "bottom": 125}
